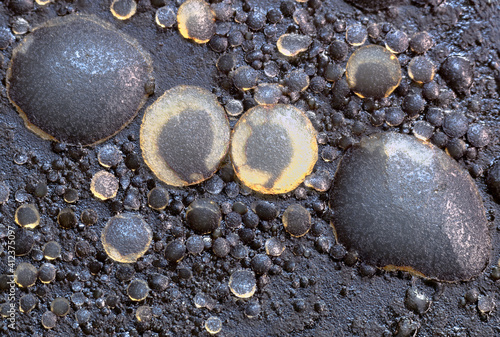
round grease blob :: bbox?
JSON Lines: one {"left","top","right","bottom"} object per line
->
{"left": 186, "top": 199, "right": 221, "bottom": 234}
{"left": 101, "top": 213, "right": 152, "bottom": 263}
{"left": 282, "top": 204, "right": 311, "bottom": 237}
{"left": 91, "top": 171, "right": 119, "bottom": 200}
{"left": 329, "top": 133, "right": 490, "bottom": 281}
{"left": 6, "top": 15, "right": 153, "bottom": 145}
{"left": 15, "top": 204, "right": 40, "bottom": 229}
{"left": 110, "top": 0, "right": 137, "bottom": 20}
{"left": 231, "top": 104, "right": 318, "bottom": 194}
{"left": 276, "top": 33, "right": 312, "bottom": 57}
{"left": 177, "top": 0, "right": 216, "bottom": 43}
{"left": 346, "top": 45, "right": 402, "bottom": 98}
{"left": 229, "top": 269, "right": 256, "bottom": 298}
{"left": 140, "top": 86, "right": 230, "bottom": 187}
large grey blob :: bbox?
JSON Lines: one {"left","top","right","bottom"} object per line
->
{"left": 7, "top": 15, "right": 151, "bottom": 145}
{"left": 329, "top": 132, "right": 490, "bottom": 282}
{"left": 157, "top": 109, "right": 213, "bottom": 184}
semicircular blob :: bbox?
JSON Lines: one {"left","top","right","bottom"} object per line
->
{"left": 329, "top": 132, "right": 491, "bottom": 282}
{"left": 6, "top": 14, "right": 153, "bottom": 146}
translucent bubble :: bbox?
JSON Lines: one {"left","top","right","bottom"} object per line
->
{"left": 110, "top": 0, "right": 137, "bottom": 21}
{"left": 177, "top": 0, "right": 215, "bottom": 43}
{"left": 276, "top": 33, "right": 312, "bottom": 57}
{"left": 140, "top": 85, "right": 230, "bottom": 187}
{"left": 345, "top": 45, "right": 401, "bottom": 99}
{"left": 231, "top": 104, "right": 317, "bottom": 194}
{"left": 229, "top": 269, "right": 256, "bottom": 298}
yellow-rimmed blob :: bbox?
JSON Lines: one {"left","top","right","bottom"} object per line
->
{"left": 140, "top": 85, "right": 230, "bottom": 187}
{"left": 177, "top": 0, "right": 215, "bottom": 43}
{"left": 90, "top": 170, "right": 119, "bottom": 200}
{"left": 15, "top": 204, "right": 40, "bottom": 229}
{"left": 346, "top": 45, "right": 402, "bottom": 99}
{"left": 36, "top": 0, "right": 52, "bottom": 5}
{"left": 276, "top": 33, "right": 312, "bottom": 57}
{"left": 230, "top": 104, "right": 318, "bottom": 194}
{"left": 101, "top": 213, "right": 152, "bottom": 263}
{"left": 110, "top": 0, "right": 137, "bottom": 21}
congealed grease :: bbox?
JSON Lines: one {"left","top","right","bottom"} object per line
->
{"left": 140, "top": 85, "right": 230, "bottom": 187}
{"left": 6, "top": 14, "right": 153, "bottom": 146}
{"left": 329, "top": 133, "right": 491, "bottom": 282}
{"left": 345, "top": 45, "right": 401, "bottom": 98}
{"left": 177, "top": 0, "right": 216, "bottom": 44}
{"left": 101, "top": 213, "right": 152, "bottom": 263}
{"left": 231, "top": 104, "right": 318, "bottom": 194}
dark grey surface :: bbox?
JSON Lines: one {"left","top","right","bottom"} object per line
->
{"left": 7, "top": 15, "right": 151, "bottom": 145}
{"left": 0, "top": 0, "right": 498, "bottom": 336}
{"left": 330, "top": 132, "right": 490, "bottom": 281}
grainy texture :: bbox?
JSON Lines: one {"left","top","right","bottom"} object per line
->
{"left": 0, "top": 0, "right": 498, "bottom": 336}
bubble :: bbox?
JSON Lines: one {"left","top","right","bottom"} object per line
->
{"left": 58, "top": 208, "right": 77, "bottom": 229}
{"left": 165, "top": 240, "right": 186, "bottom": 262}
{"left": 81, "top": 209, "right": 98, "bottom": 225}
{"left": 75, "top": 309, "right": 91, "bottom": 324}
{"left": 282, "top": 204, "right": 311, "bottom": 237}
{"left": 410, "top": 31, "right": 433, "bottom": 54}
{"left": 194, "top": 293, "right": 215, "bottom": 309}
{"left": 265, "top": 237, "right": 285, "bottom": 257}
{"left": 440, "top": 56, "right": 473, "bottom": 95}
{"left": 177, "top": 0, "right": 216, "bottom": 43}
{"left": 346, "top": 24, "right": 367, "bottom": 46}
{"left": 101, "top": 214, "right": 152, "bottom": 263}
{"left": 15, "top": 229, "right": 34, "bottom": 256}
{"left": 225, "top": 99, "right": 244, "bottom": 117}
{"left": 43, "top": 241, "right": 61, "bottom": 260}
{"left": 155, "top": 6, "right": 176, "bottom": 28}
{"left": 254, "top": 83, "right": 283, "bottom": 105}
{"left": 285, "top": 69, "right": 310, "bottom": 92}
{"left": 329, "top": 133, "right": 491, "bottom": 281}
{"left": 110, "top": 0, "right": 137, "bottom": 21}
{"left": 36, "top": 0, "right": 51, "bottom": 5}
{"left": 250, "top": 254, "right": 272, "bottom": 275}
{"left": 147, "top": 186, "right": 169, "bottom": 210}
{"left": 14, "top": 262, "right": 38, "bottom": 288}
{"left": 97, "top": 144, "right": 122, "bottom": 168}
{"left": 276, "top": 33, "right": 312, "bottom": 57}
{"left": 346, "top": 45, "right": 402, "bottom": 98}
{"left": 41, "top": 311, "right": 57, "bottom": 329}
{"left": 412, "top": 121, "right": 434, "bottom": 141}
{"left": 229, "top": 269, "right": 256, "bottom": 298}
{"left": 230, "top": 104, "right": 318, "bottom": 194}
{"left": 38, "top": 263, "right": 56, "bottom": 283}
{"left": 186, "top": 199, "right": 221, "bottom": 234}
{"left": 140, "top": 85, "right": 230, "bottom": 187}
{"left": 205, "top": 316, "right": 223, "bottom": 334}
{"left": 408, "top": 56, "right": 436, "bottom": 84}
{"left": 63, "top": 188, "right": 79, "bottom": 204}
{"left": 91, "top": 170, "right": 119, "bottom": 200}
{"left": 135, "top": 305, "right": 152, "bottom": 322}
{"left": 385, "top": 30, "right": 409, "bottom": 54}
{"left": 127, "top": 279, "right": 149, "bottom": 301}
{"left": 329, "top": 40, "right": 348, "bottom": 61}
{"left": 233, "top": 66, "right": 259, "bottom": 91}
{"left": 12, "top": 18, "right": 30, "bottom": 35}
{"left": 50, "top": 297, "right": 70, "bottom": 316}
{"left": 6, "top": 15, "right": 153, "bottom": 145}
{"left": 19, "top": 294, "right": 38, "bottom": 313}
{"left": 15, "top": 204, "right": 39, "bottom": 229}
